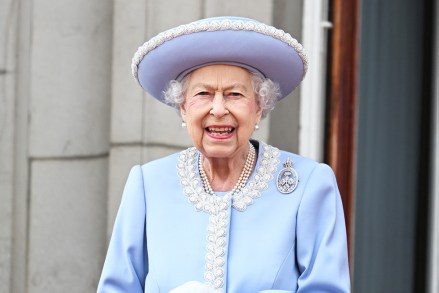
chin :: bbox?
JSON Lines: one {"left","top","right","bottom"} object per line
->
{"left": 200, "top": 141, "right": 247, "bottom": 159}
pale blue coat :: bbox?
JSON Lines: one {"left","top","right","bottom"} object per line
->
{"left": 97, "top": 141, "right": 350, "bottom": 293}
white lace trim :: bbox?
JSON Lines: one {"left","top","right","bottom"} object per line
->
{"left": 177, "top": 143, "right": 280, "bottom": 292}
{"left": 132, "top": 18, "right": 308, "bottom": 81}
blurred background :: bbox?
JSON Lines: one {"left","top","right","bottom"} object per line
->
{"left": 0, "top": 0, "right": 437, "bottom": 292}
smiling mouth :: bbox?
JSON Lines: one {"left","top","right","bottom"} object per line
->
{"left": 206, "top": 127, "right": 235, "bottom": 137}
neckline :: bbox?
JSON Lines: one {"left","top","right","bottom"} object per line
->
{"left": 198, "top": 141, "right": 256, "bottom": 196}
{"left": 177, "top": 141, "right": 280, "bottom": 213}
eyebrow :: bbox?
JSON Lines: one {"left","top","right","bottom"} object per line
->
{"left": 189, "top": 83, "right": 249, "bottom": 92}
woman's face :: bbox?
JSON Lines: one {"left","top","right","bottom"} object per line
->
{"left": 180, "top": 65, "right": 262, "bottom": 160}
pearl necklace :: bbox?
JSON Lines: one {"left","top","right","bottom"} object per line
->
{"left": 198, "top": 142, "right": 256, "bottom": 196}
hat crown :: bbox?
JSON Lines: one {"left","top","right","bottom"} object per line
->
{"left": 132, "top": 16, "right": 307, "bottom": 78}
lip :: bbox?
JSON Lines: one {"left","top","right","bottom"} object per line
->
{"left": 205, "top": 124, "right": 235, "bottom": 140}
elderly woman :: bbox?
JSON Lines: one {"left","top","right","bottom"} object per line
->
{"left": 97, "top": 16, "right": 350, "bottom": 293}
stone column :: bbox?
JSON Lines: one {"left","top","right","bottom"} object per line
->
{"left": 25, "top": 0, "right": 113, "bottom": 292}
{"left": 0, "top": 0, "right": 18, "bottom": 292}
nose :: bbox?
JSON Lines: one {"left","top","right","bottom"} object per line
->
{"left": 210, "top": 92, "right": 229, "bottom": 117}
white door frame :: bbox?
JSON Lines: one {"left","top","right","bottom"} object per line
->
{"left": 299, "top": 0, "right": 331, "bottom": 161}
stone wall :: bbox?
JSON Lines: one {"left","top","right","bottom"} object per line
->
{"left": 0, "top": 1, "right": 18, "bottom": 291}
{"left": 1, "top": 0, "right": 112, "bottom": 292}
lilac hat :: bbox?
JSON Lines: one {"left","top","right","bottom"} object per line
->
{"left": 132, "top": 16, "right": 308, "bottom": 104}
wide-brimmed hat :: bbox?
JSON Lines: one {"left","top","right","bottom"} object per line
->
{"left": 132, "top": 16, "right": 308, "bottom": 104}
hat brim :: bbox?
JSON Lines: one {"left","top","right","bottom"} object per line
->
{"left": 133, "top": 17, "right": 307, "bottom": 104}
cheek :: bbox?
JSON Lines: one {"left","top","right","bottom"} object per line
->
{"left": 182, "top": 100, "right": 200, "bottom": 117}
{"left": 186, "top": 98, "right": 213, "bottom": 116}
{"left": 239, "top": 100, "right": 260, "bottom": 117}
{"left": 187, "top": 100, "right": 198, "bottom": 108}
{"left": 184, "top": 107, "right": 206, "bottom": 130}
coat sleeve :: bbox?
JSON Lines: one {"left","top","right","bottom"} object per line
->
{"left": 296, "top": 163, "right": 351, "bottom": 293}
{"left": 97, "top": 165, "right": 148, "bottom": 293}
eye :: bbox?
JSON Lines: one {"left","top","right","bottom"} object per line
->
{"left": 196, "top": 91, "right": 211, "bottom": 96}
{"left": 227, "top": 92, "right": 244, "bottom": 98}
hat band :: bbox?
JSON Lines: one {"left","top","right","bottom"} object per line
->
{"left": 175, "top": 61, "right": 266, "bottom": 81}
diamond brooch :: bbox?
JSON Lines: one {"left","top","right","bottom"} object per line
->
{"left": 276, "top": 158, "right": 299, "bottom": 194}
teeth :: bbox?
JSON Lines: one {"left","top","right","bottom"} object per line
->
{"left": 207, "top": 127, "right": 234, "bottom": 137}
{"left": 208, "top": 127, "right": 233, "bottom": 132}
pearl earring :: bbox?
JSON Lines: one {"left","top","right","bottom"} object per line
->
{"left": 181, "top": 122, "right": 187, "bottom": 128}
{"left": 255, "top": 124, "right": 260, "bottom": 130}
